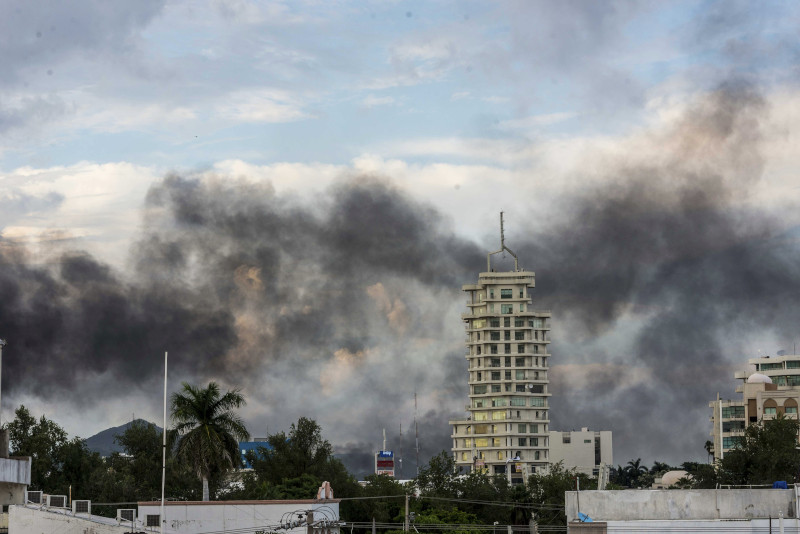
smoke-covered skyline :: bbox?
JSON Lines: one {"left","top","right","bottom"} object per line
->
{"left": 2, "top": 1, "right": 800, "bottom": 477}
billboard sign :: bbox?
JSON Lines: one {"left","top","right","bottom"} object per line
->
{"left": 375, "top": 450, "right": 395, "bottom": 477}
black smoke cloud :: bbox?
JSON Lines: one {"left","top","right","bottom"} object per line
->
{"left": 2, "top": 82, "right": 798, "bottom": 471}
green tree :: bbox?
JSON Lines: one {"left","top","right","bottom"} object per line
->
{"left": 244, "top": 417, "right": 359, "bottom": 501}
{"left": 717, "top": 414, "right": 800, "bottom": 485}
{"left": 527, "top": 462, "right": 592, "bottom": 527}
{"left": 171, "top": 382, "right": 250, "bottom": 500}
{"left": 7, "top": 405, "right": 102, "bottom": 495}
{"left": 415, "top": 451, "right": 461, "bottom": 498}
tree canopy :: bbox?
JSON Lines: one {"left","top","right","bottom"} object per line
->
{"left": 171, "top": 381, "right": 250, "bottom": 500}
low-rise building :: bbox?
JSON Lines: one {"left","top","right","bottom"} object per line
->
{"left": 548, "top": 428, "right": 612, "bottom": 477}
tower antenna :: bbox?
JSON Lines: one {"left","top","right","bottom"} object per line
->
{"left": 398, "top": 423, "right": 403, "bottom": 478}
{"left": 487, "top": 211, "right": 519, "bottom": 271}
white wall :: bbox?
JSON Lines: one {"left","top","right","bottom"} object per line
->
{"left": 566, "top": 489, "right": 796, "bottom": 522}
{"left": 10, "top": 505, "right": 130, "bottom": 534}
{"left": 570, "top": 518, "right": 800, "bottom": 534}
{"left": 138, "top": 499, "right": 341, "bottom": 534}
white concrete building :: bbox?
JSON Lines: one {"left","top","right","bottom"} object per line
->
{"left": 548, "top": 428, "right": 612, "bottom": 477}
{"left": 565, "top": 487, "right": 800, "bottom": 533}
{"left": 710, "top": 353, "right": 800, "bottom": 462}
{"left": 450, "top": 216, "right": 552, "bottom": 482}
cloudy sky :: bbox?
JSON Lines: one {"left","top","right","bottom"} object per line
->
{"left": 2, "top": 0, "right": 800, "bottom": 476}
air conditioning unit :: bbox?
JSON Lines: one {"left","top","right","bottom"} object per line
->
{"left": 25, "top": 490, "right": 43, "bottom": 504}
{"left": 46, "top": 495, "right": 68, "bottom": 508}
{"left": 117, "top": 509, "right": 137, "bottom": 523}
{"left": 72, "top": 500, "right": 91, "bottom": 515}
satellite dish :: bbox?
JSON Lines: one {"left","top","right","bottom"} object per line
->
{"left": 526, "top": 383, "right": 534, "bottom": 389}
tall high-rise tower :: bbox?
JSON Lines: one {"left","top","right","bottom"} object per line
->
{"left": 449, "top": 214, "right": 551, "bottom": 482}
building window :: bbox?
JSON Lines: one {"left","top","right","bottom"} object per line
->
{"left": 491, "top": 345, "right": 498, "bottom": 354}
{"left": 721, "top": 406, "right": 745, "bottom": 418}
{"left": 510, "top": 397, "right": 525, "bottom": 406}
{"left": 474, "top": 400, "right": 484, "bottom": 408}
{"left": 491, "top": 372, "right": 501, "bottom": 380}
{"left": 464, "top": 438, "right": 472, "bottom": 447}
{"left": 529, "top": 384, "right": 544, "bottom": 393}
{"left": 501, "top": 289, "right": 512, "bottom": 299}
{"left": 534, "top": 451, "right": 540, "bottom": 460}
{"left": 515, "top": 331, "right": 525, "bottom": 340}
{"left": 474, "top": 413, "right": 488, "bottom": 421}
{"left": 518, "top": 438, "right": 527, "bottom": 446}
{"left": 491, "top": 385, "right": 501, "bottom": 392}
{"left": 787, "top": 406, "right": 798, "bottom": 414}
{"left": 491, "top": 357, "right": 501, "bottom": 367}
{"left": 787, "top": 361, "right": 800, "bottom": 369}
{"left": 505, "top": 356, "right": 511, "bottom": 366}
{"left": 515, "top": 357, "right": 525, "bottom": 366}
{"left": 505, "top": 371, "right": 511, "bottom": 380}
{"left": 493, "top": 438, "right": 502, "bottom": 446}
{"left": 475, "top": 424, "right": 488, "bottom": 434}
{"left": 505, "top": 384, "right": 511, "bottom": 392}
{"left": 723, "top": 436, "right": 743, "bottom": 449}
{"left": 491, "top": 398, "right": 506, "bottom": 407}
{"left": 504, "top": 331, "right": 511, "bottom": 340}
{"left": 518, "top": 424, "right": 527, "bottom": 433}
{"left": 492, "top": 411, "right": 506, "bottom": 420}
{"left": 497, "top": 451, "right": 505, "bottom": 460}
{"left": 504, "top": 317, "right": 511, "bottom": 327}
{"left": 530, "top": 424, "right": 538, "bottom": 433}
{"left": 476, "top": 438, "right": 489, "bottom": 447}
{"left": 146, "top": 516, "right": 161, "bottom": 528}
{"left": 489, "top": 303, "right": 495, "bottom": 312}
{"left": 490, "top": 290, "right": 495, "bottom": 299}
{"left": 505, "top": 344, "right": 511, "bottom": 354}
{"left": 477, "top": 347, "right": 482, "bottom": 355}
{"left": 531, "top": 397, "right": 545, "bottom": 407}
{"left": 477, "top": 372, "right": 482, "bottom": 381}
{"left": 501, "top": 304, "right": 513, "bottom": 314}
{"left": 491, "top": 331, "right": 500, "bottom": 340}
{"left": 765, "top": 407, "right": 777, "bottom": 415}
{"left": 562, "top": 434, "right": 571, "bottom": 444}
{"left": 533, "top": 318, "right": 544, "bottom": 328}
{"left": 534, "top": 345, "right": 539, "bottom": 354}
{"left": 520, "top": 303, "right": 525, "bottom": 312}
{"left": 474, "top": 385, "right": 486, "bottom": 394}
{"left": 490, "top": 319, "right": 500, "bottom": 327}
{"left": 462, "top": 452, "right": 469, "bottom": 461}
{"left": 515, "top": 385, "right": 526, "bottom": 392}
{"left": 515, "top": 318, "right": 524, "bottom": 327}
{"left": 532, "top": 438, "right": 538, "bottom": 446}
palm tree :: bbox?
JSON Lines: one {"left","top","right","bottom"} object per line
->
{"left": 171, "top": 382, "right": 250, "bottom": 500}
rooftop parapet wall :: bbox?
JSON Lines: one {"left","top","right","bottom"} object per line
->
{"left": 0, "top": 457, "right": 30, "bottom": 485}
{"left": 565, "top": 489, "right": 796, "bottom": 522}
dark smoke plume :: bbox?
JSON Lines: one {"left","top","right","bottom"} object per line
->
{"left": 2, "top": 82, "right": 798, "bottom": 470}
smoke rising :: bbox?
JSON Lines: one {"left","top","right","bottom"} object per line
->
{"left": 2, "top": 82, "right": 799, "bottom": 470}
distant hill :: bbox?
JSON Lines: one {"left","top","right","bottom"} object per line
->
{"left": 85, "top": 419, "right": 162, "bottom": 457}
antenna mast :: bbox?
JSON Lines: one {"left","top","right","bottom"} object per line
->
{"left": 487, "top": 211, "right": 519, "bottom": 271}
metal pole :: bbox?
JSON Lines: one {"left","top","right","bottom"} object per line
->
{"left": 404, "top": 494, "right": 409, "bottom": 532}
{"left": 160, "top": 352, "right": 168, "bottom": 534}
{"left": 0, "top": 339, "right": 6, "bottom": 424}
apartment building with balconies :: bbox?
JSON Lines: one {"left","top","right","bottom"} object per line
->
{"left": 709, "top": 352, "right": 800, "bottom": 462}
{"left": 449, "top": 216, "right": 551, "bottom": 483}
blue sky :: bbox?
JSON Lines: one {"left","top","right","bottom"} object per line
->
{"left": 2, "top": 0, "right": 800, "bottom": 470}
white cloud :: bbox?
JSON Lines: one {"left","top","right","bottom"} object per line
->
{"left": 215, "top": 89, "right": 311, "bottom": 123}
{"left": 361, "top": 94, "right": 396, "bottom": 108}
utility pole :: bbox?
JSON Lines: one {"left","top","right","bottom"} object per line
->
{"left": 404, "top": 494, "right": 410, "bottom": 532}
